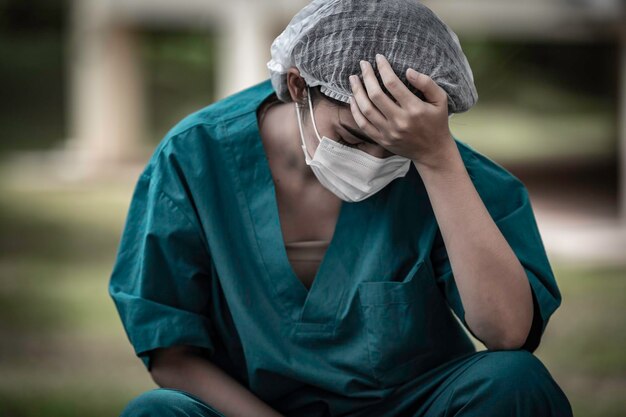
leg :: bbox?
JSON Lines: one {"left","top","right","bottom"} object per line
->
{"left": 119, "top": 388, "right": 226, "bottom": 417}
{"left": 423, "top": 349, "right": 573, "bottom": 417}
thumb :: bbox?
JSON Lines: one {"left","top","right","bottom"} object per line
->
{"left": 406, "top": 68, "right": 446, "bottom": 107}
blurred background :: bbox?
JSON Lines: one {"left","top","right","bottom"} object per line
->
{"left": 0, "top": 0, "right": 625, "bottom": 416}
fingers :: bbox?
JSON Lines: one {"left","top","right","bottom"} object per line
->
{"left": 406, "top": 67, "right": 447, "bottom": 107}
{"left": 349, "top": 73, "right": 388, "bottom": 128}
{"left": 359, "top": 60, "right": 398, "bottom": 119}
{"left": 348, "top": 95, "right": 383, "bottom": 144}
{"left": 375, "top": 54, "right": 418, "bottom": 109}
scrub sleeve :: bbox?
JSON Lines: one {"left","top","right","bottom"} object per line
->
{"left": 108, "top": 139, "right": 217, "bottom": 372}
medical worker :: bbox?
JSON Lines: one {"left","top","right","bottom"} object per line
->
{"left": 109, "top": 0, "right": 573, "bottom": 416}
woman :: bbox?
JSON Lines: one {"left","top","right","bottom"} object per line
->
{"left": 109, "top": 1, "right": 573, "bottom": 416}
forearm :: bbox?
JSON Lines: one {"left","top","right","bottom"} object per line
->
{"left": 413, "top": 137, "right": 533, "bottom": 350}
{"left": 150, "top": 347, "right": 284, "bottom": 417}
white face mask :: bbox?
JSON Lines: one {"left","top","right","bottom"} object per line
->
{"left": 295, "top": 86, "right": 412, "bottom": 202}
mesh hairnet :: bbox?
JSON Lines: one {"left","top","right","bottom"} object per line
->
{"left": 266, "top": 0, "right": 478, "bottom": 115}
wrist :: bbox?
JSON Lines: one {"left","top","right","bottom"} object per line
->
{"left": 411, "top": 134, "right": 459, "bottom": 174}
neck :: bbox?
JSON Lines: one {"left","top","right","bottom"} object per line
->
{"left": 260, "top": 99, "right": 317, "bottom": 181}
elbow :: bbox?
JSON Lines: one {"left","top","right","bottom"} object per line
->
{"left": 148, "top": 345, "right": 210, "bottom": 386}
{"left": 485, "top": 338, "right": 524, "bottom": 351}
{"left": 472, "top": 296, "right": 534, "bottom": 351}
{"left": 150, "top": 369, "right": 163, "bottom": 387}
{"left": 149, "top": 355, "right": 168, "bottom": 387}
{"left": 469, "top": 315, "right": 531, "bottom": 351}
{"left": 484, "top": 327, "right": 529, "bottom": 350}
{"left": 495, "top": 302, "right": 534, "bottom": 350}
{"left": 147, "top": 346, "right": 188, "bottom": 386}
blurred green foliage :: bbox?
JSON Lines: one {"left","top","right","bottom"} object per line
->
{"left": 0, "top": 0, "right": 67, "bottom": 154}
{"left": 0, "top": 0, "right": 67, "bottom": 31}
{"left": 141, "top": 29, "right": 217, "bottom": 144}
{"left": 0, "top": 0, "right": 618, "bottom": 159}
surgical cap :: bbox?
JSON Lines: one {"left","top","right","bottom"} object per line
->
{"left": 267, "top": 0, "right": 478, "bottom": 115}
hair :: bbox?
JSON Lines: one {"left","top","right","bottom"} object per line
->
{"left": 309, "top": 85, "right": 348, "bottom": 109}
{"left": 258, "top": 83, "right": 349, "bottom": 128}
{"left": 299, "top": 85, "right": 349, "bottom": 129}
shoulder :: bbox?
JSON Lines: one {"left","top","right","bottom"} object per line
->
{"left": 452, "top": 134, "right": 525, "bottom": 189}
{"left": 452, "top": 134, "right": 529, "bottom": 218}
{"left": 164, "top": 78, "right": 274, "bottom": 140}
{"left": 141, "top": 78, "right": 275, "bottom": 181}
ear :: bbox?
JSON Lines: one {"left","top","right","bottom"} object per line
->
{"left": 286, "top": 68, "right": 307, "bottom": 105}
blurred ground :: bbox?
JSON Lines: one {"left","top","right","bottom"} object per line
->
{"left": 0, "top": 151, "right": 624, "bottom": 417}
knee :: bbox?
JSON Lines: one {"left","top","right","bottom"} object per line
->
{"left": 473, "top": 350, "right": 572, "bottom": 415}
{"left": 472, "top": 349, "right": 557, "bottom": 393}
{"left": 119, "top": 388, "right": 219, "bottom": 417}
{"left": 480, "top": 349, "right": 548, "bottom": 385}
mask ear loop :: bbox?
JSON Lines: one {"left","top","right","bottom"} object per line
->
{"left": 306, "top": 86, "right": 323, "bottom": 143}
{"left": 295, "top": 94, "right": 314, "bottom": 162}
{"left": 295, "top": 103, "right": 307, "bottom": 145}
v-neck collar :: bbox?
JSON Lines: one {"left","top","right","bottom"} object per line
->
{"left": 225, "top": 79, "right": 378, "bottom": 333}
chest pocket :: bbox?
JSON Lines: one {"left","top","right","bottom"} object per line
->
{"left": 357, "top": 258, "right": 453, "bottom": 387}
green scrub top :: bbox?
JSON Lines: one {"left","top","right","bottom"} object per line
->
{"left": 108, "top": 78, "right": 562, "bottom": 416}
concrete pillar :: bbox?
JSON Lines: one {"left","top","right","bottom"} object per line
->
{"left": 65, "top": 0, "right": 146, "bottom": 179}
{"left": 215, "top": 0, "right": 272, "bottom": 100}
{"left": 617, "top": 25, "right": 626, "bottom": 224}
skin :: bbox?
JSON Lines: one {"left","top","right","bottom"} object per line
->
{"left": 150, "top": 346, "right": 284, "bottom": 417}
{"left": 347, "top": 54, "right": 533, "bottom": 350}
{"left": 263, "top": 57, "right": 532, "bottom": 350}
{"left": 149, "top": 54, "right": 534, "bottom": 417}
{"left": 253, "top": 66, "right": 402, "bottom": 273}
